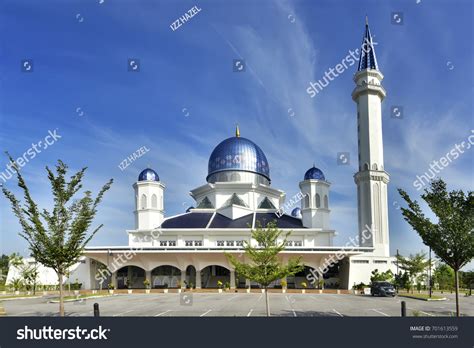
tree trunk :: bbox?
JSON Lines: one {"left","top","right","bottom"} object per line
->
{"left": 454, "top": 269, "right": 460, "bottom": 317}
{"left": 59, "top": 273, "right": 65, "bottom": 317}
{"left": 265, "top": 286, "right": 270, "bottom": 317}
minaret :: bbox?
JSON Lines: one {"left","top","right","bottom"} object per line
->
{"left": 134, "top": 168, "right": 165, "bottom": 230}
{"left": 299, "top": 165, "right": 331, "bottom": 230}
{"left": 352, "top": 18, "right": 390, "bottom": 256}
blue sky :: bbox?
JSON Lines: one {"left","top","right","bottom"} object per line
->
{"left": 0, "top": 0, "right": 472, "bottom": 268}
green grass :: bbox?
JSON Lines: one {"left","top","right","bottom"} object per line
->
{"left": 0, "top": 294, "right": 40, "bottom": 300}
{"left": 398, "top": 292, "right": 445, "bottom": 300}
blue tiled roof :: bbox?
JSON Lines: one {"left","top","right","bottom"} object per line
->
{"left": 358, "top": 22, "right": 378, "bottom": 71}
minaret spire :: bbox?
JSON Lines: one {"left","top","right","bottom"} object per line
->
{"left": 235, "top": 124, "right": 240, "bottom": 137}
{"left": 357, "top": 17, "right": 378, "bottom": 71}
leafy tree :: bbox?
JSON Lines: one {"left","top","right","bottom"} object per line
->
{"left": 0, "top": 254, "right": 9, "bottom": 285}
{"left": 396, "top": 252, "right": 431, "bottom": 293}
{"left": 2, "top": 155, "right": 112, "bottom": 316}
{"left": 370, "top": 269, "right": 394, "bottom": 283}
{"left": 433, "top": 263, "right": 454, "bottom": 291}
{"left": 460, "top": 270, "right": 474, "bottom": 296}
{"left": 225, "top": 221, "right": 303, "bottom": 316}
{"left": 398, "top": 179, "right": 474, "bottom": 316}
{"left": 395, "top": 271, "right": 411, "bottom": 292}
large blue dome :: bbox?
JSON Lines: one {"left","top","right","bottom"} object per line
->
{"left": 138, "top": 168, "right": 160, "bottom": 182}
{"left": 207, "top": 136, "right": 270, "bottom": 182}
{"left": 304, "top": 166, "right": 325, "bottom": 181}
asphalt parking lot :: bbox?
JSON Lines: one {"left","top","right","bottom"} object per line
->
{"left": 2, "top": 293, "right": 473, "bottom": 317}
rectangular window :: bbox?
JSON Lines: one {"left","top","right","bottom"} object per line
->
{"left": 294, "top": 241, "right": 302, "bottom": 247}
{"left": 226, "top": 241, "right": 234, "bottom": 247}
{"left": 194, "top": 240, "right": 203, "bottom": 246}
{"left": 236, "top": 240, "right": 244, "bottom": 247}
{"left": 374, "top": 260, "right": 387, "bottom": 264}
{"left": 168, "top": 241, "right": 176, "bottom": 247}
{"left": 160, "top": 241, "right": 167, "bottom": 246}
{"left": 217, "top": 240, "right": 224, "bottom": 247}
{"left": 185, "top": 241, "right": 193, "bottom": 247}
{"left": 286, "top": 241, "right": 293, "bottom": 247}
{"left": 351, "top": 260, "right": 369, "bottom": 264}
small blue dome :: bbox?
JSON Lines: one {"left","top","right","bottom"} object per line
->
{"left": 138, "top": 168, "right": 160, "bottom": 182}
{"left": 291, "top": 207, "right": 302, "bottom": 218}
{"left": 207, "top": 136, "right": 270, "bottom": 182}
{"left": 304, "top": 166, "right": 325, "bottom": 181}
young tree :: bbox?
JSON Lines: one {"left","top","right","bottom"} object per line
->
{"left": 396, "top": 252, "right": 431, "bottom": 293}
{"left": 433, "top": 263, "right": 455, "bottom": 291}
{"left": 370, "top": 269, "right": 394, "bottom": 283}
{"left": 2, "top": 155, "right": 112, "bottom": 316}
{"left": 225, "top": 221, "right": 303, "bottom": 316}
{"left": 398, "top": 179, "right": 474, "bottom": 316}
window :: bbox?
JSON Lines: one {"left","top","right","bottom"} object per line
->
{"left": 160, "top": 241, "right": 167, "bottom": 246}
{"left": 324, "top": 195, "right": 328, "bottom": 208}
{"left": 351, "top": 260, "right": 369, "bottom": 264}
{"left": 194, "top": 241, "right": 203, "bottom": 247}
{"left": 168, "top": 241, "right": 176, "bottom": 247}
{"left": 217, "top": 241, "right": 224, "bottom": 247}
{"left": 185, "top": 241, "right": 193, "bottom": 247}
{"left": 258, "top": 197, "right": 276, "bottom": 209}
{"left": 236, "top": 240, "right": 244, "bottom": 247}
{"left": 140, "top": 194, "right": 147, "bottom": 209}
{"left": 197, "top": 196, "right": 214, "bottom": 209}
{"left": 304, "top": 195, "right": 310, "bottom": 208}
{"left": 294, "top": 241, "right": 303, "bottom": 247}
{"left": 223, "top": 193, "right": 248, "bottom": 208}
{"left": 226, "top": 241, "right": 235, "bottom": 247}
{"left": 286, "top": 241, "right": 293, "bottom": 247}
{"left": 230, "top": 173, "right": 241, "bottom": 182}
{"left": 315, "top": 194, "right": 321, "bottom": 208}
{"left": 151, "top": 194, "right": 158, "bottom": 208}
{"left": 374, "top": 260, "right": 387, "bottom": 264}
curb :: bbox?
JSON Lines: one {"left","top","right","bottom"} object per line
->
{"left": 398, "top": 295, "right": 447, "bottom": 301}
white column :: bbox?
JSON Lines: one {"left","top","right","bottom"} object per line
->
{"left": 145, "top": 271, "right": 152, "bottom": 286}
{"left": 111, "top": 272, "right": 117, "bottom": 289}
{"left": 230, "top": 270, "right": 236, "bottom": 289}
{"left": 245, "top": 279, "right": 250, "bottom": 288}
{"left": 195, "top": 269, "right": 201, "bottom": 289}
{"left": 180, "top": 270, "right": 186, "bottom": 289}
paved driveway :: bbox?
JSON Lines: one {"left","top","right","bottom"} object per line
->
{"left": 2, "top": 293, "right": 473, "bottom": 317}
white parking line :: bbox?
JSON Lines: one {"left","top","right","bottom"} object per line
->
{"left": 247, "top": 309, "right": 253, "bottom": 317}
{"left": 332, "top": 309, "right": 343, "bottom": 317}
{"left": 227, "top": 294, "right": 239, "bottom": 301}
{"left": 285, "top": 296, "right": 297, "bottom": 317}
{"left": 154, "top": 310, "right": 172, "bottom": 317}
{"left": 200, "top": 309, "right": 212, "bottom": 317}
{"left": 419, "top": 310, "right": 434, "bottom": 317}
{"left": 113, "top": 309, "right": 134, "bottom": 317}
{"left": 370, "top": 309, "right": 389, "bottom": 317}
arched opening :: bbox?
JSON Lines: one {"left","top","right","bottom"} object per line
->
{"left": 185, "top": 265, "right": 196, "bottom": 289}
{"left": 315, "top": 194, "right": 321, "bottom": 208}
{"left": 287, "top": 266, "right": 316, "bottom": 289}
{"left": 230, "top": 173, "right": 241, "bottom": 182}
{"left": 116, "top": 266, "right": 146, "bottom": 289}
{"left": 304, "top": 194, "right": 310, "bottom": 208}
{"left": 372, "top": 163, "right": 378, "bottom": 170}
{"left": 140, "top": 194, "right": 147, "bottom": 209}
{"left": 364, "top": 163, "right": 369, "bottom": 171}
{"left": 201, "top": 265, "right": 230, "bottom": 288}
{"left": 151, "top": 194, "right": 158, "bottom": 208}
{"left": 324, "top": 195, "right": 328, "bottom": 208}
{"left": 151, "top": 265, "right": 181, "bottom": 288}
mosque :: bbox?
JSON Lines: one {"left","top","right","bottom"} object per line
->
{"left": 7, "top": 20, "right": 397, "bottom": 291}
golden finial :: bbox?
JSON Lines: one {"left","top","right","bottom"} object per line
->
{"left": 235, "top": 124, "right": 240, "bottom": 137}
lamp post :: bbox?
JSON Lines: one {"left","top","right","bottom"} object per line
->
{"left": 428, "top": 247, "right": 432, "bottom": 298}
